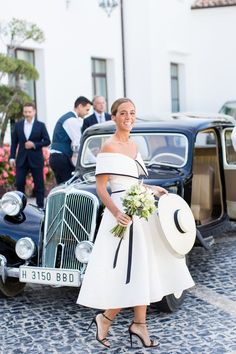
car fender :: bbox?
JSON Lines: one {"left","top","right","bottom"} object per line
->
{"left": 0, "top": 204, "right": 44, "bottom": 265}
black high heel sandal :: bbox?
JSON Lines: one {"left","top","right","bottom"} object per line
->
{"left": 128, "top": 321, "right": 160, "bottom": 348}
{"left": 88, "top": 313, "right": 112, "bottom": 348}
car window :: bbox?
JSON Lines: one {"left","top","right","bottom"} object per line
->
{"left": 195, "top": 131, "right": 216, "bottom": 147}
{"left": 81, "top": 136, "right": 109, "bottom": 165}
{"left": 219, "top": 101, "right": 236, "bottom": 119}
{"left": 133, "top": 133, "right": 187, "bottom": 167}
{"left": 81, "top": 133, "right": 188, "bottom": 168}
{"left": 224, "top": 129, "right": 236, "bottom": 165}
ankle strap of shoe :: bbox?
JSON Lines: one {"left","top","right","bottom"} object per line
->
{"left": 133, "top": 321, "right": 146, "bottom": 325}
{"left": 102, "top": 313, "right": 113, "bottom": 322}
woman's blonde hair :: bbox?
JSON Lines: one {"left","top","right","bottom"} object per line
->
{"left": 111, "top": 98, "right": 135, "bottom": 116}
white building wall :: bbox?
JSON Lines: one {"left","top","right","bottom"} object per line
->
{"left": 0, "top": 0, "right": 124, "bottom": 137}
{"left": 189, "top": 6, "right": 236, "bottom": 112}
{"left": 1, "top": 0, "right": 235, "bottom": 136}
{"left": 123, "top": 0, "right": 193, "bottom": 116}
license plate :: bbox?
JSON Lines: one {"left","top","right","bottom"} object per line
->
{"left": 19, "top": 266, "right": 80, "bottom": 287}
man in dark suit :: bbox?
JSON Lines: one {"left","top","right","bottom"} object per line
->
{"left": 81, "top": 96, "right": 111, "bottom": 133}
{"left": 9, "top": 102, "right": 51, "bottom": 208}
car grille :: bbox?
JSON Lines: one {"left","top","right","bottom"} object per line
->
{"left": 42, "top": 190, "right": 99, "bottom": 270}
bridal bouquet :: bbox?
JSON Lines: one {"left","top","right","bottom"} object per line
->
{"left": 111, "top": 182, "right": 157, "bottom": 238}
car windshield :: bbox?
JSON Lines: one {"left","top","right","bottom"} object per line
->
{"left": 80, "top": 133, "right": 188, "bottom": 168}
{"left": 219, "top": 101, "right": 236, "bottom": 119}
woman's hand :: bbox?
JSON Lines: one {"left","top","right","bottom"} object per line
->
{"left": 115, "top": 210, "right": 131, "bottom": 226}
{"left": 153, "top": 186, "right": 168, "bottom": 197}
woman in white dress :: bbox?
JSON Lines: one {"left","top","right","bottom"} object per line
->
{"left": 77, "top": 98, "right": 194, "bottom": 349}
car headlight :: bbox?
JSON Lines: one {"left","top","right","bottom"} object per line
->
{"left": 15, "top": 237, "right": 35, "bottom": 260}
{"left": 75, "top": 241, "right": 93, "bottom": 263}
{"left": 0, "top": 191, "right": 26, "bottom": 216}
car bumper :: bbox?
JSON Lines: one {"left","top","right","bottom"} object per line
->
{"left": 0, "top": 254, "right": 20, "bottom": 282}
{"left": 0, "top": 254, "right": 82, "bottom": 287}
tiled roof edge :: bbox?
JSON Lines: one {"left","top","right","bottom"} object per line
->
{"left": 191, "top": 3, "right": 236, "bottom": 9}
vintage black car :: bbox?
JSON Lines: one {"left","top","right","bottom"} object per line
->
{"left": 1, "top": 115, "right": 236, "bottom": 312}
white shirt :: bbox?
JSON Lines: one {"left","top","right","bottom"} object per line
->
{"left": 24, "top": 117, "right": 35, "bottom": 140}
{"left": 63, "top": 114, "right": 83, "bottom": 151}
{"left": 10, "top": 117, "right": 35, "bottom": 162}
{"left": 50, "top": 111, "right": 83, "bottom": 154}
{"left": 94, "top": 111, "right": 105, "bottom": 123}
{"left": 231, "top": 126, "right": 236, "bottom": 151}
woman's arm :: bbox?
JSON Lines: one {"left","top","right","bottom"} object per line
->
{"left": 96, "top": 175, "right": 131, "bottom": 226}
{"left": 144, "top": 184, "right": 168, "bottom": 197}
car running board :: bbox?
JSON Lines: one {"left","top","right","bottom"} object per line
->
{"left": 196, "top": 229, "right": 215, "bottom": 250}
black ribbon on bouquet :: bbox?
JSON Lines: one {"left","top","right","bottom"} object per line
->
{"left": 112, "top": 189, "right": 133, "bottom": 284}
{"left": 113, "top": 222, "right": 133, "bottom": 284}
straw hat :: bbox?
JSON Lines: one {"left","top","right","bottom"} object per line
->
{"left": 157, "top": 193, "right": 196, "bottom": 258}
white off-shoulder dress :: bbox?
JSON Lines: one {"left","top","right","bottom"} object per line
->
{"left": 77, "top": 152, "right": 194, "bottom": 309}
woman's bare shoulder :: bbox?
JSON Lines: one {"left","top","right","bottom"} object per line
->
{"left": 101, "top": 137, "right": 122, "bottom": 152}
{"left": 100, "top": 138, "right": 117, "bottom": 153}
{"left": 129, "top": 138, "right": 138, "bottom": 148}
{"left": 100, "top": 137, "right": 138, "bottom": 155}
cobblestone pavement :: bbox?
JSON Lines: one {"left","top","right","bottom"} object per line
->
{"left": 1, "top": 226, "right": 236, "bottom": 354}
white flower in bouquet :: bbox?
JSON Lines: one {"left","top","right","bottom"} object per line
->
{"left": 111, "top": 182, "right": 157, "bottom": 238}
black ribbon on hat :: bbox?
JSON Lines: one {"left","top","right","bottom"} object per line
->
{"left": 174, "top": 209, "right": 185, "bottom": 234}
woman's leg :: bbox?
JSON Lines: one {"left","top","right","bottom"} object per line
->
{"left": 131, "top": 305, "right": 158, "bottom": 346}
{"left": 96, "top": 308, "right": 121, "bottom": 343}
{"left": 133, "top": 305, "right": 147, "bottom": 323}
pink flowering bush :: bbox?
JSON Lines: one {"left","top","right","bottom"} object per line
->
{"left": 42, "top": 147, "right": 56, "bottom": 196}
{"left": 0, "top": 145, "right": 55, "bottom": 197}
{"left": 0, "top": 145, "right": 16, "bottom": 191}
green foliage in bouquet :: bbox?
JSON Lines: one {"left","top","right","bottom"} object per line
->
{"left": 111, "top": 183, "right": 157, "bottom": 238}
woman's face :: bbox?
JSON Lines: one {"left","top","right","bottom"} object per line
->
{"left": 112, "top": 101, "right": 136, "bottom": 132}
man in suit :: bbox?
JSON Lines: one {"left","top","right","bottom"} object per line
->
{"left": 9, "top": 102, "right": 51, "bottom": 208}
{"left": 49, "top": 96, "right": 92, "bottom": 184}
{"left": 81, "top": 96, "right": 111, "bottom": 133}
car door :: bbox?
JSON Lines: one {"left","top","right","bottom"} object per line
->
{"left": 222, "top": 127, "right": 236, "bottom": 219}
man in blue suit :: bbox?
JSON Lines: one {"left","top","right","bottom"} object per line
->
{"left": 9, "top": 103, "right": 51, "bottom": 208}
{"left": 81, "top": 96, "right": 111, "bottom": 133}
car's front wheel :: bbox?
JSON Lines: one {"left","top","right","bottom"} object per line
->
{"left": 154, "top": 291, "right": 186, "bottom": 312}
{"left": 0, "top": 278, "right": 26, "bottom": 297}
